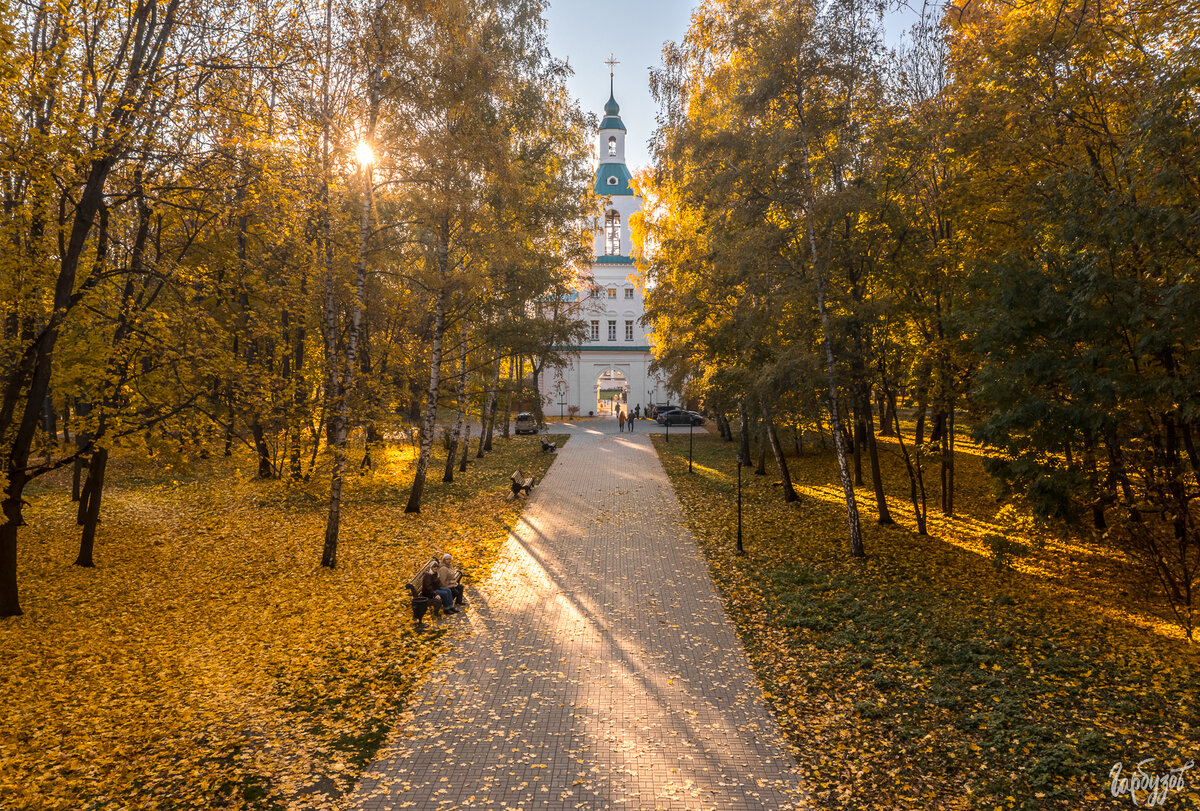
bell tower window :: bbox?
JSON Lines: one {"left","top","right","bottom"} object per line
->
{"left": 605, "top": 209, "right": 621, "bottom": 255}
{"left": 608, "top": 136, "right": 617, "bottom": 157}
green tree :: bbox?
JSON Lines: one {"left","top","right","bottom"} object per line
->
{"left": 948, "top": 0, "right": 1200, "bottom": 638}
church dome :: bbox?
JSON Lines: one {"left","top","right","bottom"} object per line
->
{"left": 599, "top": 91, "right": 626, "bottom": 132}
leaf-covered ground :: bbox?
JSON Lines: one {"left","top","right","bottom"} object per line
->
{"left": 1, "top": 431, "right": 564, "bottom": 809}
{"left": 652, "top": 429, "right": 1199, "bottom": 810}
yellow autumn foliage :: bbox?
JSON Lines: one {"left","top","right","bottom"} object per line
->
{"left": 0, "top": 433, "right": 563, "bottom": 809}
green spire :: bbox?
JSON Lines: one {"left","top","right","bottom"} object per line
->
{"left": 605, "top": 90, "right": 620, "bottom": 116}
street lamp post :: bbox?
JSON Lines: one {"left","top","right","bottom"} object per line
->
{"left": 688, "top": 419, "right": 694, "bottom": 473}
{"left": 665, "top": 418, "right": 669, "bottom": 443}
{"left": 736, "top": 453, "right": 744, "bottom": 555}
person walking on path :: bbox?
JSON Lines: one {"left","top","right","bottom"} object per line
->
{"left": 618, "top": 409, "right": 627, "bottom": 432}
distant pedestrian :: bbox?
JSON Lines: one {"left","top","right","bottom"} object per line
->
{"left": 634, "top": 404, "right": 641, "bottom": 420}
{"left": 618, "top": 409, "right": 627, "bottom": 432}
{"left": 628, "top": 412, "right": 636, "bottom": 432}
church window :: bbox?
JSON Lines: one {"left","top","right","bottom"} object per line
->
{"left": 605, "top": 210, "right": 621, "bottom": 255}
{"left": 625, "top": 320, "right": 634, "bottom": 341}
{"left": 607, "top": 287, "right": 617, "bottom": 299}
{"left": 607, "top": 176, "right": 618, "bottom": 186}
{"left": 590, "top": 320, "right": 599, "bottom": 341}
{"left": 608, "top": 136, "right": 617, "bottom": 156}
{"left": 624, "top": 288, "right": 634, "bottom": 299}
{"left": 607, "top": 320, "right": 617, "bottom": 342}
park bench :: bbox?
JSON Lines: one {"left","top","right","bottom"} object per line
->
{"left": 540, "top": 438, "right": 557, "bottom": 454}
{"left": 509, "top": 469, "right": 535, "bottom": 498}
{"left": 405, "top": 557, "right": 465, "bottom": 626}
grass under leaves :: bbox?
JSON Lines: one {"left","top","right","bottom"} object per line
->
{"left": 652, "top": 429, "right": 1199, "bottom": 811}
{"left": 1, "top": 429, "right": 564, "bottom": 810}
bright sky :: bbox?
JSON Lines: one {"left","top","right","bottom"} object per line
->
{"left": 543, "top": 1, "right": 921, "bottom": 171}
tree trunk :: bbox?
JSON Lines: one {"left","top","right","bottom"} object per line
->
{"left": 443, "top": 335, "right": 468, "bottom": 483}
{"left": 763, "top": 402, "right": 799, "bottom": 502}
{"left": 42, "top": 393, "right": 58, "bottom": 447}
{"left": 75, "top": 448, "right": 108, "bottom": 567}
{"left": 804, "top": 191, "right": 864, "bottom": 555}
{"left": 885, "top": 384, "right": 927, "bottom": 534}
{"left": 287, "top": 272, "right": 307, "bottom": 481}
{"left": 852, "top": 415, "right": 865, "bottom": 486}
{"left": 77, "top": 459, "right": 91, "bottom": 525}
{"left": 1180, "top": 419, "right": 1199, "bottom": 473}
{"left": 500, "top": 355, "right": 515, "bottom": 439}
{"left": 1082, "top": 429, "right": 1106, "bottom": 529}
{"left": 876, "top": 390, "right": 893, "bottom": 437}
{"left": 71, "top": 456, "right": 84, "bottom": 502}
{"left": 459, "top": 422, "right": 471, "bottom": 473}
{"left": 529, "top": 357, "right": 547, "bottom": 427}
{"left": 755, "top": 424, "right": 767, "bottom": 475}
{"left": 251, "top": 418, "right": 272, "bottom": 478}
{"left": 405, "top": 282, "right": 446, "bottom": 514}
{"left": 862, "top": 398, "right": 894, "bottom": 525}
{"left": 0, "top": 502, "right": 22, "bottom": 616}
{"left": 913, "top": 359, "right": 931, "bottom": 446}
{"left": 482, "top": 356, "right": 501, "bottom": 452}
{"left": 940, "top": 407, "right": 955, "bottom": 516}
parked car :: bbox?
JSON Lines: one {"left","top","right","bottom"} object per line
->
{"left": 514, "top": 412, "right": 538, "bottom": 434}
{"left": 649, "top": 404, "right": 676, "bottom": 419}
{"left": 656, "top": 409, "right": 704, "bottom": 426}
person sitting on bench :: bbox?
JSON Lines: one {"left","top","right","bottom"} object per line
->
{"left": 438, "top": 553, "right": 465, "bottom": 606}
{"left": 422, "top": 563, "right": 456, "bottom": 614}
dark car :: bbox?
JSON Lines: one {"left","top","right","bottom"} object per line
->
{"left": 514, "top": 412, "right": 538, "bottom": 434}
{"left": 656, "top": 409, "right": 704, "bottom": 426}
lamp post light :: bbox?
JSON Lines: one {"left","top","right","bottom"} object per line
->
{"left": 736, "top": 453, "right": 745, "bottom": 555}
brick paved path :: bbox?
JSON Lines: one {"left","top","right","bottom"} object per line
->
{"left": 352, "top": 421, "right": 805, "bottom": 810}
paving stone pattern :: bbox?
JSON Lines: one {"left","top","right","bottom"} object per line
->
{"left": 352, "top": 422, "right": 805, "bottom": 810}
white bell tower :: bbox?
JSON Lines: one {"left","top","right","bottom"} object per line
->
{"left": 536, "top": 55, "right": 674, "bottom": 419}
{"left": 593, "top": 54, "right": 637, "bottom": 260}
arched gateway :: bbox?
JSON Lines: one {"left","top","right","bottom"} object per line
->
{"left": 538, "top": 69, "right": 675, "bottom": 418}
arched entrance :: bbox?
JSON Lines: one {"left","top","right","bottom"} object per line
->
{"left": 595, "top": 369, "right": 628, "bottom": 415}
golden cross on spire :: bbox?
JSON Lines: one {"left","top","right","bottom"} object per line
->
{"left": 605, "top": 53, "right": 620, "bottom": 80}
